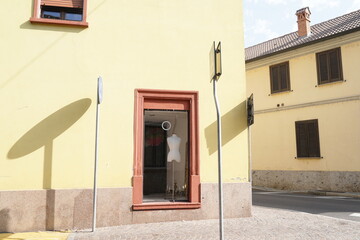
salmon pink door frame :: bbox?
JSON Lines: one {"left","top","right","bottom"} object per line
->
{"left": 133, "top": 89, "right": 200, "bottom": 210}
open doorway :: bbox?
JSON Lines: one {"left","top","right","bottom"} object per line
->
{"left": 143, "top": 110, "right": 189, "bottom": 202}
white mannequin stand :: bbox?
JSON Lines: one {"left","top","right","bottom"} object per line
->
{"left": 167, "top": 134, "right": 181, "bottom": 201}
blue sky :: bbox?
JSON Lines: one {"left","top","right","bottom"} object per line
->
{"left": 244, "top": 0, "right": 360, "bottom": 47}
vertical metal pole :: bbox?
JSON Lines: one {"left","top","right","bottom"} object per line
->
{"left": 248, "top": 126, "right": 252, "bottom": 184}
{"left": 172, "top": 161, "right": 175, "bottom": 202}
{"left": 213, "top": 79, "right": 224, "bottom": 240}
{"left": 92, "top": 94, "right": 100, "bottom": 232}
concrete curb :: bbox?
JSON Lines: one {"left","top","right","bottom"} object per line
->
{"left": 253, "top": 186, "right": 360, "bottom": 198}
{"left": 308, "top": 190, "right": 360, "bottom": 198}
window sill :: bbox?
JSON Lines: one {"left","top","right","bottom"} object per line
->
{"left": 316, "top": 79, "right": 346, "bottom": 87}
{"left": 133, "top": 202, "right": 201, "bottom": 211}
{"left": 295, "top": 156, "right": 323, "bottom": 159}
{"left": 30, "top": 17, "right": 88, "bottom": 28}
{"left": 268, "top": 90, "right": 293, "bottom": 96}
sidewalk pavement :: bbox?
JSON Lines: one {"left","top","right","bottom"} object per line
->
{"left": 2, "top": 187, "right": 359, "bottom": 240}
{"left": 67, "top": 206, "right": 360, "bottom": 240}
{"left": 1, "top": 206, "right": 359, "bottom": 240}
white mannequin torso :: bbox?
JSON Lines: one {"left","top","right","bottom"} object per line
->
{"left": 167, "top": 134, "right": 181, "bottom": 163}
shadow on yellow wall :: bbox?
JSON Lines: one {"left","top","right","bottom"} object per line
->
{"left": 6, "top": 98, "right": 91, "bottom": 230}
{"left": 0, "top": 231, "right": 70, "bottom": 240}
{"left": 204, "top": 101, "right": 247, "bottom": 155}
{"left": 0, "top": 234, "right": 13, "bottom": 240}
{"left": 0, "top": 209, "right": 10, "bottom": 234}
{"left": 7, "top": 98, "right": 92, "bottom": 188}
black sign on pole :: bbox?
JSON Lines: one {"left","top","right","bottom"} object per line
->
{"left": 97, "top": 77, "right": 103, "bottom": 104}
{"left": 247, "top": 94, "right": 254, "bottom": 126}
{"left": 215, "top": 42, "right": 222, "bottom": 80}
{"left": 210, "top": 41, "right": 222, "bottom": 82}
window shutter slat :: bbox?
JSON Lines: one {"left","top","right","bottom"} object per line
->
{"left": 41, "top": 0, "right": 83, "bottom": 8}
{"left": 271, "top": 67, "right": 279, "bottom": 92}
{"left": 329, "top": 51, "right": 340, "bottom": 81}
{"left": 318, "top": 53, "right": 329, "bottom": 83}
{"left": 280, "top": 64, "right": 287, "bottom": 89}
{"left": 296, "top": 123, "right": 308, "bottom": 157}
{"left": 307, "top": 121, "right": 320, "bottom": 157}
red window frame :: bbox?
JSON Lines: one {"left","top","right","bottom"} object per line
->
{"left": 133, "top": 89, "right": 200, "bottom": 210}
{"left": 30, "top": 0, "right": 88, "bottom": 27}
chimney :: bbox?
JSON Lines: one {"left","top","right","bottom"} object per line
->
{"left": 296, "top": 7, "right": 311, "bottom": 37}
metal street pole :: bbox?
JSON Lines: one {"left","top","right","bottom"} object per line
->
{"left": 247, "top": 94, "right": 254, "bottom": 184}
{"left": 248, "top": 126, "right": 252, "bottom": 182}
{"left": 92, "top": 76, "right": 103, "bottom": 232}
{"left": 210, "top": 41, "right": 224, "bottom": 240}
{"left": 248, "top": 126, "right": 252, "bottom": 184}
{"left": 213, "top": 79, "right": 224, "bottom": 240}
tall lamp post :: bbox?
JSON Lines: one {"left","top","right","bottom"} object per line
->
{"left": 92, "top": 76, "right": 103, "bottom": 232}
{"left": 209, "top": 41, "right": 223, "bottom": 240}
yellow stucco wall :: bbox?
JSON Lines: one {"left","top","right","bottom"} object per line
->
{"left": 252, "top": 102, "right": 360, "bottom": 171}
{"left": 1, "top": 0, "right": 248, "bottom": 190}
{"left": 246, "top": 36, "right": 360, "bottom": 172}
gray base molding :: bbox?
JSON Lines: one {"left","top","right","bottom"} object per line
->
{"left": 0, "top": 182, "right": 251, "bottom": 232}
{"left": 252, "top": 170, "right": 360, "bottom": 192}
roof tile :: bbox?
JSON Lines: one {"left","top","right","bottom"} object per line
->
{"left": 245, "top": 9, "right": 360, "bottom": 62}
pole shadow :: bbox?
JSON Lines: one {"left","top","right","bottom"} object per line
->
{"left": 0, "top": 208, "right": 10, "bottom": 233}
{"left": 204, "top": 101, "right": 248, "bottom": 155}
{"left": 7, "top": 98, "right": 92, "bottom": 230}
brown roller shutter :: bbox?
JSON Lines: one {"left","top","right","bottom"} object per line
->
{"left": 41, "top": 0, "right": 83, "bottom": 8}
{"left": 269, "top": 61, "right": 290, "bottom": 94}
{"left": 316, "top": 47, "right": 343, "bottom": 84}
{"left": 295, "top": 119, "right": 320, "bottom": 158}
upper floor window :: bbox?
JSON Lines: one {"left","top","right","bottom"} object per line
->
{"left": 30, "top": 0, "right": 88, "bottom": 27}
{"left": 295, "top": 119, "right": 321, "bottom": 158}
{"left": 316, "top": 48, "right": 343, "bottom": 85}
{"left": 41, "top": 6, "right": 83, "bottom": 21}
{"left": 269, "top": 62, "right": 290, "bottom": 94}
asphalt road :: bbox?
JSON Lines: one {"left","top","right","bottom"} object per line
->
{"left": 252, "top": 189, "right": 360, "bottom": 222}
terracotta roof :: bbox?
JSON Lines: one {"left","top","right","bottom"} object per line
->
{"left": 245, "top": 9, "right": 360, "bottom": 62}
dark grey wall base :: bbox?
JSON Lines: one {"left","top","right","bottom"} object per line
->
{"left": 253, "top": 170, "right": 360, "bottom": 192}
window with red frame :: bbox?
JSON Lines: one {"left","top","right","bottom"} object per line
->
{"left": 133, "top": 89, "right": 200, "bottom": 210}
{"left": 30, "top": 0, "right": 88, "bottom": 27}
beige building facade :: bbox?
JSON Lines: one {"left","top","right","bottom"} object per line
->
{"left": 0, "top": 0, "right": 250, "bottom": 232}
{"left": 246, "top": 8, "right": 360, "bottom": 192}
